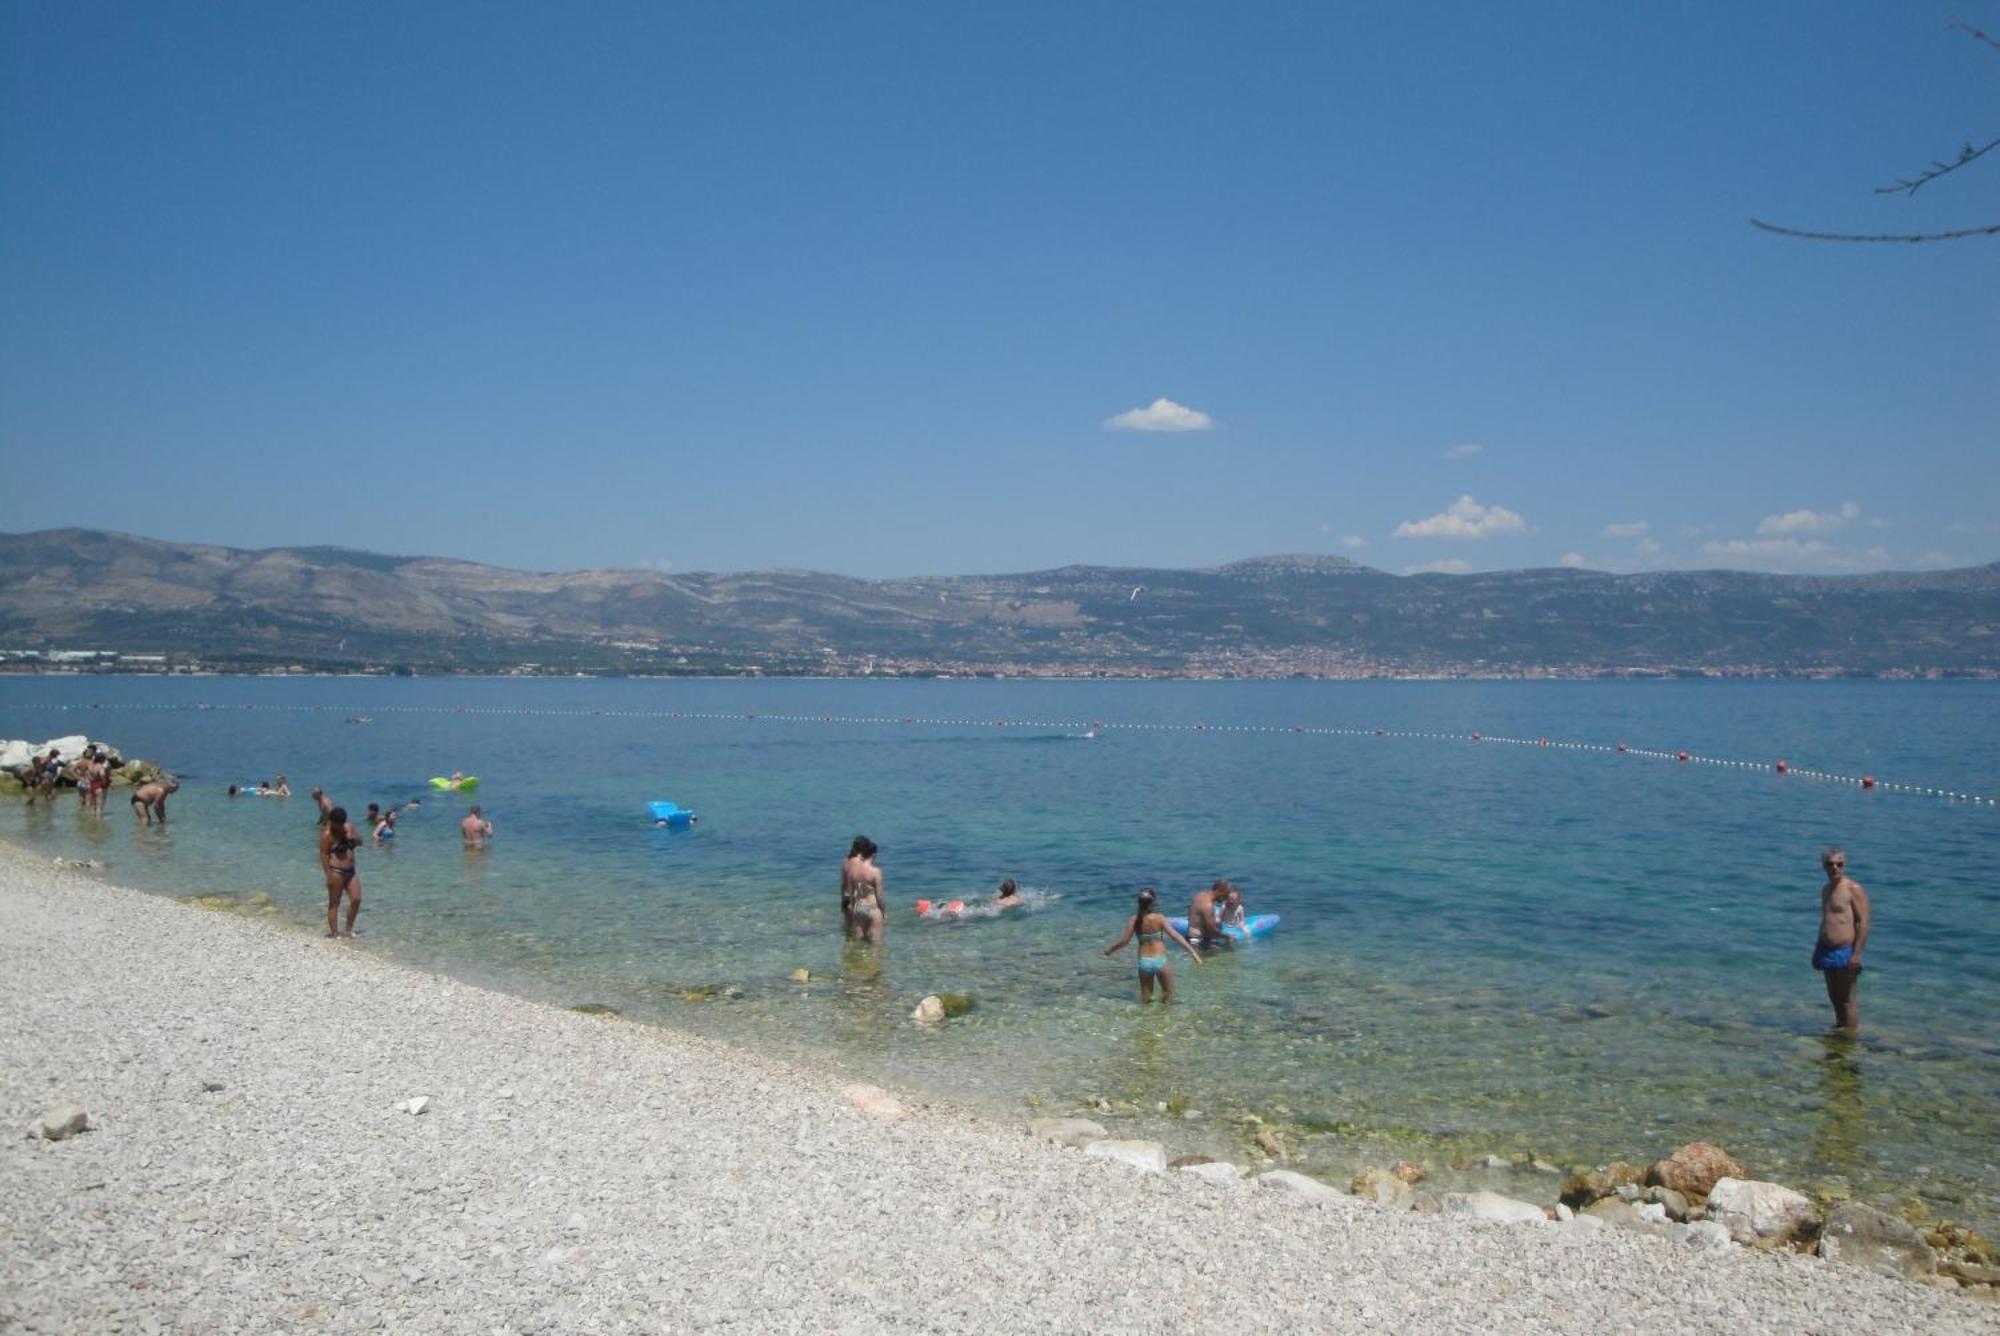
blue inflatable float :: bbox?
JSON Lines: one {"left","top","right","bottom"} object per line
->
{"left": 1167, "top": 914, "right": 1279, "bottom": 942}
{"left": 647, "top": 800, "right": 697, "bottom": 826}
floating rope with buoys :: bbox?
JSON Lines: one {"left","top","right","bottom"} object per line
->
{"left": 5, "top": 699, "right": 1993, "bottom": 808}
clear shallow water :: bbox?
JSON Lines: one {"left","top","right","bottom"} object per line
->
{"left": 4, "top": 677, "right": 1996, "bottom": 1226}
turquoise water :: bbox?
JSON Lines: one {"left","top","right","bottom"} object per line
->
{"left": 4, "top": 677, "right": 1996, "bottom": 1227}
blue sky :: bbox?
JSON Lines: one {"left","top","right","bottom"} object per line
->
{"left": 2, "top": 1, "right": 1994, "bottom": 578}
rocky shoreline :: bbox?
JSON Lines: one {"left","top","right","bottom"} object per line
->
{"left": 4, "top": 844, "right": 1996, "bottom": 1332}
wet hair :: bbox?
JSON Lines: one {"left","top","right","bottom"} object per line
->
{"left": 848, "top": 835, "right": 877, "bottom": 860}
{"left": 999, "top": 878, "right": 1018, "bottom": 896}
{"left": 366, "top": 803, "right": 380, "bottom": 816}
{"left": 1135, "top": 886, "right": 1158, "bottom": 923}
{"left": 328, "top": 806, "right": 347, "bottom": 826}
{"left": 227, "top": 785, "right": 239, "bottom": 797}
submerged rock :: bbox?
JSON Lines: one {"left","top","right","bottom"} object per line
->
{"left": 1029, "top": 1118, "right": 1106, "bottom": 1148}
{"left": 1705, "top": 1177, "right": 1818, "bottom": 1247}
{"left": 569, "top": 1002, "right": 621, "bottom": 1017}
{"left": 1391, "top": 1159, "right": 1426, "bottom": 1185}
{"left": 1647, "top": 1142, "right": 1745, "bottom": 1200}
{"left": 910, "top": 996, "right": 946, "bottom": 1026}
{"left": 937, "top": 993, "right": 976, "bottom": 1018}
{"left": 1818, "top": 1202, "right": 1937, "bottom": 1281}
{"left": 1350, "top": 1166, "right": 1412, "bottom": 1207}
{"left": 1083, "top": 1139, "right": 1167, "bottom": 1175}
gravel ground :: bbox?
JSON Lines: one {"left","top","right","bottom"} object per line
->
{"left": 3, "top": 844, "right": 1994, "bottom": 1335}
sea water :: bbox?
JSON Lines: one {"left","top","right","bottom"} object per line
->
{"left": 3, "top": 677, "right": 1995, "bottom": 1228}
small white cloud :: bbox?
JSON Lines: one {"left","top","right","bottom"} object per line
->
{"left": 1634, "top": 537, "right": 1662, "bottom": 557}
{"left": 636, "top": 558, "right": 675, "bottom": 572}
{"left": 1916, "top": 550, "right": 1955, "bottom": 567}
{"left": 1558, "top": 552, "right": 1590, "bottom": 568}
{"left": 1601, "top": 521, "right": 1649, "bottom": 539}
{"left": 1403, "top": 558, "right": 1472, "bottom": 575}
{"left": 1340, "top": 535, "right": 1368, "bottom": 550}
{"left": 1443, "top": 442, "right": 1483, "bottom": 460}
{"left": 1756, "top": 501, "right": 1860, "bottom": 536}
{"left": 1677, "top": 523, "right": 1712, "bottom": 538}
{"left": 1698, "top": 537, "right": 1888, "bottom": 573}
{"left": 1103, "top": 397, "right": 1215, "bottom": 433}
{"left": 1394, "top": 495, "right": 1528, "bottom": 541}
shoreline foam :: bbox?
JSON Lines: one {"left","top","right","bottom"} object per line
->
{"left": 2, "top": 841, "right": 1993, "bottom": 1332}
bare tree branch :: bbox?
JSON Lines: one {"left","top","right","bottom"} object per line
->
{"left": 1750, "top": 217, "right": 2000, "bottom": 242}
{"left": 1874, "top": 133, "right": 2000, "bottom": 195}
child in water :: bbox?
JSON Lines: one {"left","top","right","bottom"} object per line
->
{"left": 1102, "top": 887, "right": 1201, "bottom": 1003}
{"left": 994, "top": 878, "right": 1023, "bottom": 909}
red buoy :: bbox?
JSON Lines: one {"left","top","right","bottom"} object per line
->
{"left": 1538, "top": 737, "right": 1549, "bottom": 747}
{"left": 1676, "top": 750, "right": 1689, "bottom": 763}
{"left": 1471, "top": 732, "right": 1481, "bottom": 741}
{"left": 1775, "top": 759, "right": 1788, "bottom": 774}
{"left": 1616, "top": 742, "right": 1628, "bottom": 753}
{"left": 1862, "top": 775, "right": 1877, "bottom": 789}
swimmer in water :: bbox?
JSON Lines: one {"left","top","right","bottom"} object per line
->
{"left": 1102, "top": 887, "right": 1201, "bottom": 1003}
{"left": 994, "top": 878, "right": 1024, "bottom": 909}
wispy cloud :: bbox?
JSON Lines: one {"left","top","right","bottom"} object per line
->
{"left": 1699, "top": 537, "right": 1889, "bottom": 573}
{"left": 1403, "top": 558, "right": 1472, "bottom": 575}
{"left": 1756, "top": 501, "right": 1860, "bottom": 536}
{"left": 635, "top": 558, "right": 675, "bottom": 572}
{"left": 1634, "top": 537, "right": 1662, "bottom": 557}
{"left": 1394, "top": 495, "right": 1528, "bottom": 541}
{"left": 1442, "top": 442, "right": 1483, "bottom": 460}
{"left": 1558, "top": 552, "right": 1591, "bottom": 568}
{"left": 1103, "top": 397, "right": 1215, "bottom": 433}
{"left": 1340, "top": 535, "right": 1368, "bottom": 550}
{"left": 1600, "top": 521, "right": 1648, "bottom": 539}
{"left": 1915, "top": 551, "right": 1956, "bottom": 568}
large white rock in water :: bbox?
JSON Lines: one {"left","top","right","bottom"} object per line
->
{"left": 1705, "top": 1177, "right": 1817, "bottom": 1245}
{"left": 1441, "top": 1190, "right": 1548, "bottom": 1225}
{"left": 1028, "top": 1117, "right": 1107, "bottom": 1147}
{"left": 0, "top": 740, "right": 32, "bottom": 770}
{"left": 910, "top": 996, "right": 946, "bottom": 1026}
{"left": 1082, "top": 1139, "right": 1167, "bottom": 1174}
{"left": 1254, "top": 1169, "right": 1348, "bottom": 1205}
{"left": 40, "top": 1103, "right": 89, "bottom": 1141}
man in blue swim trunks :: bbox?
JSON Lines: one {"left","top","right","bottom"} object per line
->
{"left": 1813, "top": 847, "right": 1870, "bottom": 1032}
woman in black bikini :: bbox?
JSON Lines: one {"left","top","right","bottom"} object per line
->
{"left": 318, "top": 805, "right": 363, "bottom": 938}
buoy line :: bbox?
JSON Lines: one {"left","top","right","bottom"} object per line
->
{"left": 5, "top": 699, "right": 1993, "bottom": 808}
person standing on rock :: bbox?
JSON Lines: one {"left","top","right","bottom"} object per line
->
{"left": 319, "top": 806, "right": 363, "bottom": 937}
{"left": 1813, "top": 847, "right": 1870, "bottom": 1032}
{"left": 129, "top": 776, "right": 178, "bottom": 826}
{"left": 841, "top": 836, "right": 885, "bottom": 943}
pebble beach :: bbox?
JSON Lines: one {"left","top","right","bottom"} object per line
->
{"left": 3, "top": 842, "right": 1995, "bottom": 1334}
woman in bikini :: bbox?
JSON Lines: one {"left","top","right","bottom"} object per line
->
{"left": 1102, "top": 887, "right": 1201, "bottom": 1003}
{"left": 840, "top": 835, "right": 886, "bottom": 944}
{"left": 318, "top": 805, "right": 363, "bottom": 938}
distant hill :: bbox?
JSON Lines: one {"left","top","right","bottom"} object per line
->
{"left": 1, "top": 529, "right": 1996, "bottom": 675}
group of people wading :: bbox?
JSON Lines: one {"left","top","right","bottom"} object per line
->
{"left": 837, "top": 834, "right": 1249, "bottom": 1004}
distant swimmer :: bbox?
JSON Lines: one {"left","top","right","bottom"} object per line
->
{"left": 318, "top": 805, "right": 363, "bottom": 938}
{"left": 460, "top": 805, "right": 492, "bottom": 849}
{"left": 272, "top": 774, "right": 292, "bottom": 797}
{"left": 994, "top": 878, "right": 1023, "bottom": 909}
{"left": 841, "top": 835, "right": 885, "bottom": 943}
{"left": 1813, "top": 847, "right": 1871, "bottom": 1032}
{"left": 373, "top": 808, "right": 397, "bottom": 843}
{"left": 1102, "top": 887, "right": 1201, "bottom": 1003}
{"left": 310, "top": 788, "right": 336, "bottom": 826}
{"left": 129, "top": 777, "right": 178, "bottom": 826}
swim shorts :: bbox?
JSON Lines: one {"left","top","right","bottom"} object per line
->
{"left": 1812, "top": 943, "right": 1856, "bottom": 971}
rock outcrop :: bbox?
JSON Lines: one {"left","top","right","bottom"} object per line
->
{"left": 1705, "top": 1177, "right": 1818, "bottom": 1247}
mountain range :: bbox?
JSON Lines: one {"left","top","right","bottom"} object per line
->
{"left": 1, "top": 529, "right": 1996, "bottom": 675}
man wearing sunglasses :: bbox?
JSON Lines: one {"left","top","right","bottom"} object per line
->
{"left": 1812, "top": 847, "right": 1870, "bottom": 1032}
